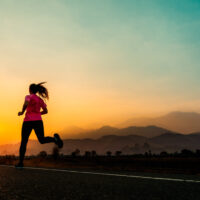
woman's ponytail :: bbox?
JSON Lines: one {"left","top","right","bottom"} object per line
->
{"left": 29, "top": 82, "right": 49, "bottom": 100}
{"left": 36, "top": 82, "right": 49, "bottom": 100}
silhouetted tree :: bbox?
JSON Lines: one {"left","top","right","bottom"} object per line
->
{"left": 148, "top": 150, "right": 152, "bottom": 156}
{"left": 181, "top": 149, "right": 194, "bottom": 157}
{"left": 52, "top": 146, "right": 59, "bottom": 160}
{"left": 38, "top": 151, "right": 47, "bottom": 158}
{"left": 106, "top": 151, "right": 112, "bottom": 157}
{"left": 160, "top": 151, "right": 169, "bottom": 157}
{"left": 91, "top": 150, "right": 97, "bottom": 157}
{"left": 71, "top": 149, "right": 80, "bottom": 157}
{"left": 115, "top": 151, "right": 122, "bottom": 156}
{"left": 144, "top": 152, "right": 149, "bottom": 157}
{"left": 84, "top": 151, "right": 91, "bottom": 157}
{"left": 196, "top": 149, "right": 200, "bottom": 157}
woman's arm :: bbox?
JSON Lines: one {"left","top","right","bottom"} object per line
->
{"left": 18, "top": 101, "right": 29, "bottom": 116}
{"left": 41, "top": 107, "right": 48, "bottom": 115}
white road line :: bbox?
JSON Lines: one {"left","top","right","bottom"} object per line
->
{"left": 1, "top": 164, "right": 200, "bottom": 183}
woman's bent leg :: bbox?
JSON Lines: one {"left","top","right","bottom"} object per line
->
{"left": 19, "top": 122, "right": 32, "bottom": 164}
{"left": 34, "top": 121, "right": 55, "bottom": 144}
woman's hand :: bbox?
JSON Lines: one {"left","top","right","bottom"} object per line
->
{"left": 18, "top": 111, "right": 24, "bottom": 116}
{"left": 41, "top": 107, "right": 48, "bottom": 115}
{"left": 18, "top": 100, "right": 28, "bottom": 116}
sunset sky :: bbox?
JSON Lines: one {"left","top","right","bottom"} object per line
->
{"left": 0, "top": 0, "right": 200, "bottom": 144}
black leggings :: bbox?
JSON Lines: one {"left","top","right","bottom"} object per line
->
{"left": 19, "top": 120, "right": 55, "bottom": 163}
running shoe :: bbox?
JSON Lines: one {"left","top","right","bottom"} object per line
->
{"left": 15, "top": 163, "right": 24, "bottom": 169}
{"left": 54, "top": 133, "right": 63, "bottom": 148}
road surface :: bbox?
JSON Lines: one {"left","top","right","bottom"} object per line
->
{"left": 0, "top": 165, "right": 200, "bottom": 200}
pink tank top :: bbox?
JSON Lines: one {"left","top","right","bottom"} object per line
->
{"left": 24, "top": 94, "right": 47, "bottom": 121}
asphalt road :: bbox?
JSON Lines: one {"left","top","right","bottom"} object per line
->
{"left": 0, "top": 165, "right": 200, "bottom": 200}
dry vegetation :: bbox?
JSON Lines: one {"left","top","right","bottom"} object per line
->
{"left": 1, "top": 149, "right": 200, "bottom": 175}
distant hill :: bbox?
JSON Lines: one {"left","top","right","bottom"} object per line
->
{"left": 113, "top": 126, "right": 170, "bottom": 138}
{"left": 119, "top": 111, "right": 200, "bottom": 134}
{"left": 149, "top": 132, "right": 200, "bottom": 152}
{"left": 61, "top": 125, "right": 170, "bottom": 139}
{"left": 1, "top": 128, "right": 200, "bottom": 156}
{"left": 61, "top": 126, "right": 119, "bottom": 139}
{"left": 0, "top": 135, "right": 147, "bottom": 156}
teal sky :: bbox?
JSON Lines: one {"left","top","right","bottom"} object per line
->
{"left": 1, "top": 0, "right": 200, "bottom": 133}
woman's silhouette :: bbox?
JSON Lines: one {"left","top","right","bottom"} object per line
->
{"left": 16, "top": 82, "right": 63, "bottom": 168}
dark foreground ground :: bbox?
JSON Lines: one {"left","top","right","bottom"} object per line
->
{"left": 0, "top": 165, "right": 200, "bottom": 200}
{"left": 2, "top": 156, "right": 200, "bottom": 174}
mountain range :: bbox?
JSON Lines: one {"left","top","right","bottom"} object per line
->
{"left": 119, "top": 111, "right": 200, "bottom": 134}
{"left": 1, "top": 125, "right": 200, "bottom": 156}
{"left": 61, "top": 112, "right": 200, "bottom": 139}
{"left": 61, "top": 125, "right": 169, "bottom": 139}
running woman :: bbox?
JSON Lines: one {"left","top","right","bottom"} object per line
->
{"left": 16, "top": 82, "right": 63, "bottom": 168}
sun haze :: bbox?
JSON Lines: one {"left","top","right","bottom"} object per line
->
{"left": 0, "top": 0, "right": 200, "bottom": 144}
